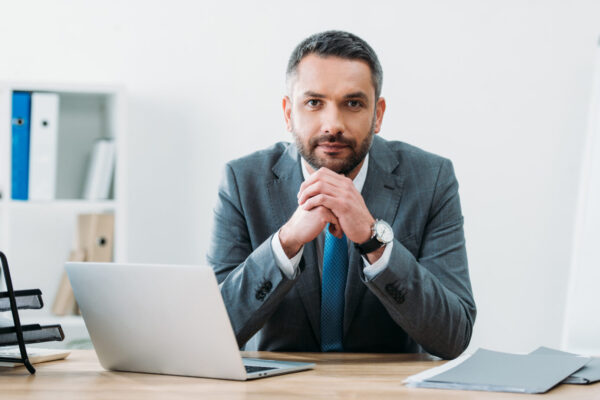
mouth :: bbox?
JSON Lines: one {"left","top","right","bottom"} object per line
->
{"left": 317, "top": 143, "right": 349, "bottom": 153}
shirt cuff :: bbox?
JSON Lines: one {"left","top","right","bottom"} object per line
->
{"left": 271, "top": 229, "right": 303, "bottom": 279}
{"left": 362, "top": 241, "right": 394, "bottom": 280}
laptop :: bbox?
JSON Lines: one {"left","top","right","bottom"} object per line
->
{"left": 65, "top": 262, "right": 314, "bottom": 380}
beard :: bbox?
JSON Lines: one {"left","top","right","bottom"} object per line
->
{"left": 292, "top": 116, "right": 375, "bottom": 176}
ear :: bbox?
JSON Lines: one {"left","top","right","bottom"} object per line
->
{"left": 373, "top": 97, "right": 386, "bottom": 134}
{"left": 283, "top": 96, "right": 293, "bottom": 132}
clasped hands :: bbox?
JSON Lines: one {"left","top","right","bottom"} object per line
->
{"left": 279, "top": 167, "right": 384, "bottom": 263}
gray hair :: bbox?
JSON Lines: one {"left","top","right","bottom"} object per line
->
{"left": 286, "top": 30, "right": 383, "bottom": 99}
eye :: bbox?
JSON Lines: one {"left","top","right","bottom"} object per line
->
{"left": 306, "top": 99, "right": 322, "bottom": 108}
{"left": 346, "top": 100, "right": 364, "bottom": 109}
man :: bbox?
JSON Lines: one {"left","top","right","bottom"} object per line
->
{"left": 208, "top": 30, "right": 476, "bottom": 359}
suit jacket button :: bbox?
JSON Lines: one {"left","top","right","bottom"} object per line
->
{"left": 255, "top": 289, "right": 266, "bottom": 300}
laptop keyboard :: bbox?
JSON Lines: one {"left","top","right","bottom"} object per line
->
{"left": 245, "top": 365, "right": 277, "bottom": 373}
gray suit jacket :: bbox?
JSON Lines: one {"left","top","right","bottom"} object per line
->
{"left": 207, "top": 135, "right": 476, "bottom": 359}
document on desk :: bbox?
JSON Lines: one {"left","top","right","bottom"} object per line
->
{"left": 530, "top": 347, "right": 600, "bottom": 384}
{"left": 0, "top": 347, "right": 70, "bottom": 367}
{"left": 404, "top": 348, "right": 591, "bottom": 394}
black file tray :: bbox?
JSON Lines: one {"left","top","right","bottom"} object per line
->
{"left": 0, "top": 251, "right": 64, "bottom": 374}
{"left": 0, "top": 324, "right": 65, "bottom": 346}
{"left": 0, "top": 289, "right": 43, "bottom": 312}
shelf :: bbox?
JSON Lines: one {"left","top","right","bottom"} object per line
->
{"left": 0, "top": 82, "right": 127, "bottom": 337}
{"left": 2, "top": 199, "right": 116, "bottom": 211}
{"left": 6, "top": 82, "right": 122, "bottom": 96}
{"left": 1, "top": 86, "right": 120, "bottom": 201}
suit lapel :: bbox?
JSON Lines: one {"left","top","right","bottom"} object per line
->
{"left": 268, "top": 143, "right": 322, "bottom": 345}
{"left": 295, "top": 240, "right": 321, "bottom": 345}
{"left": 343, "top": 136, "right": 404, "bottom": 336}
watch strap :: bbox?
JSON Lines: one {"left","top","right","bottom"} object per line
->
{"left": 355, "top": 236, "right": 384, "bottom": 255}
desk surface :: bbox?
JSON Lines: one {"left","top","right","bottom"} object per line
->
{"left": 2, "top": 350, "right": 598, "bottom": 399}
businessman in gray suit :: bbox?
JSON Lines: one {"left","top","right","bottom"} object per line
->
{"left": 208, "top": 31, "right": 476, "bottom": 359}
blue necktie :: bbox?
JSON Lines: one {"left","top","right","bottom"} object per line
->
{"left": 321, "top": 226, "right": 348, "bottom": 352}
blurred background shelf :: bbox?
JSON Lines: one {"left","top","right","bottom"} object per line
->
{"left": 0, "top": 82, "right": 127, "bottom": 349}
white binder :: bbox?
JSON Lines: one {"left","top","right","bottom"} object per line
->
{"left": 28, "top": 92, "right": 60, "bottom": 201}
{"left": 83, "top": 139, "right": 115, "bottom": 200}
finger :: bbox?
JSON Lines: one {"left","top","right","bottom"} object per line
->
{"left": 316, "top": 206, "right": 343, "bottom": 238}
{"left": 302, "top": 193, "right": 338, "bottom": 213}
{"left": 298, "top": 167, "right": 348, "bottom": 195}
{"left": 298, "top": 173, "right": 351, "bottom": 205}
{"left": 303, "top": 168, "right": 344, "bottom": 189}
{"left": 298, "top": 180, "right": 339, "bottom": 205}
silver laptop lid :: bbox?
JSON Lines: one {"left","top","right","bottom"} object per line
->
{"left": 66, "top": 262, "right": 247, "bottom": 380}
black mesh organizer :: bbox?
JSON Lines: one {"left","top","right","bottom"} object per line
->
{"left": 0, "top": 251, "right": 65, "bottom": 374}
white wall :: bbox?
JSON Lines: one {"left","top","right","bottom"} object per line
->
{"left": 563, "top": 45, "right": 600, "bottom": 355}
{"left": 1, "top": 0, "right": 599, "bottom": 353}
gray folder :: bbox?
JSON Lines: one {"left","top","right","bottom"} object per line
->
{"left": 530, "top": 347, "right": 600, "bottom": 384}
{"left": 420, "top": 348, "right": 590, "bottom": 393}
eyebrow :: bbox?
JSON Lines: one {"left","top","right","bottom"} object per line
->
{"left": 301, "top": 91, "right": 369, "bottom": 101}
{"left": 343, "top": 92, "right": 369, "bottom": 101}
{"left": 302, "top": 91, "right": 326, "bottom": 98}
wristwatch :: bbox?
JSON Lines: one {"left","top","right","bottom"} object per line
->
{"left": 356, "top": 219, "right": 394, "bottom": 254}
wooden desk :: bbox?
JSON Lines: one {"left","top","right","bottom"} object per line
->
{"left": 1, "top": 350, "right": 598, "bottom": 399}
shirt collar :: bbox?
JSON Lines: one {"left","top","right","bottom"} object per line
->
{"left": 300, "top": 153, "right": 369, "bottom": 193}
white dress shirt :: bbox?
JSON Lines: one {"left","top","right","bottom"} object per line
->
{"left": 270, "top": 153, "right": 393, "bottom": 280}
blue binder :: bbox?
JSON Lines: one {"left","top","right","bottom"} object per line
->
{"left": 11, "top": 92, "right": 31, "bottom": 200}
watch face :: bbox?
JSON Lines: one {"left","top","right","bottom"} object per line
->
{"left": 375, "top": 220, "right": 394, "bottom": 243}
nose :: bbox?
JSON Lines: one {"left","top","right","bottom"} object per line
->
{"left": 321, "top": 105, "right": 344, "bottom": 136}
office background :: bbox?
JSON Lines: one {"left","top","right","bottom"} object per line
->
{"left": 1, "top": 0, "right": 599, "bottom": 354}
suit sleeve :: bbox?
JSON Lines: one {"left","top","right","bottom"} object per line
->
{"left": 206, "top": 163, "right": 299, "bottom": 348}
{"left": 361, "top": 159, "right": 476, "bottom": 359}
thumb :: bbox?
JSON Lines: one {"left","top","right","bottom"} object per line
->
{"left": 328, "top": 222, "right": 343, "bottom": 239}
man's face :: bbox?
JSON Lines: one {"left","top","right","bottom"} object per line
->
{"left": 283, "top": 54, "right": 386, "bottom": 176}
